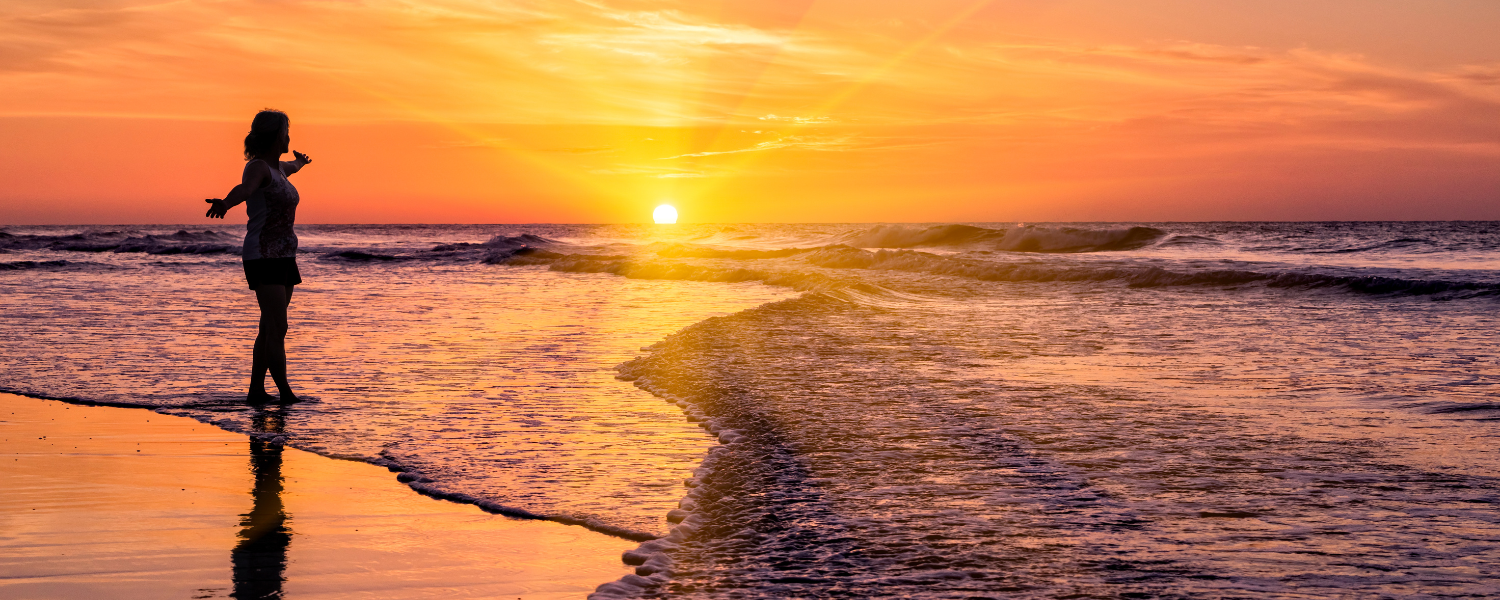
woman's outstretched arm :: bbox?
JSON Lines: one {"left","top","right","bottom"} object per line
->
{"left": 280, "top": 151, "right": 312, "bottom": 177}
{"left": 204, "top": 160, "right": 273, "bottom": 219}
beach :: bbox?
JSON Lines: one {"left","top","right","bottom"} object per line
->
{"left": 0, "top": 393, "right": 635, "bottom": 599}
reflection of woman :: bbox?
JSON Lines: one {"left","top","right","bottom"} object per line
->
{"left": 205, "top": 109, "right": 311, "bottom": 403}
{"left": 233, "top": 408, "right": 291, "bottom": 597}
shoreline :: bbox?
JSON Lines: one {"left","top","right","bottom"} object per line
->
{"left": 0, "top": 392, "right": 636, "bottom": 598}
{"left": 0, "top": 385, "right": 669, "bottom": 543}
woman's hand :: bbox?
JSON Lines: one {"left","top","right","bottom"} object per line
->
{"left": 205, "top": 198, "right": 229, "bottom": 219}
{"left": 292, "top": 151, "right": 312, "bottom": 165}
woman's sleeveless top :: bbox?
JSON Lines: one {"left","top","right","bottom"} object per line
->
{"left": 242, "top": 160, "right": 299, "bottom": 260}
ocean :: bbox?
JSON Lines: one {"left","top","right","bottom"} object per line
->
{"left": 2, "top": 222, "right": 1497, "bottom": 598}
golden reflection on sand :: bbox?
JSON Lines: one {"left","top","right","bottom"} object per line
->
{"left": 0, "top": 393, "right": 635, "bottom": 599}
{"left": 233, "top": 408, "right": 291, "bottom": 598}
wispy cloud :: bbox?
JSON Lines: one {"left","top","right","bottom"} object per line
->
{"left": 757, "top": 114, "right": 834, "bottom": 124}
{"left": 661, "top": 135, "right": 857, "bottom": 160}
{"left": 3, "top": 0, "right": 1496, "bottom": 143}
{"left": 590, "top": 165, "right": 709, "bottom": 178}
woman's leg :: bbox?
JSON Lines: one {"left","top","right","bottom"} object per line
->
{"left": 248, "top": 285, "right": 275, "bottom": 402}
{"left": 251, "top": 284, "right": 298, "bottom": 402}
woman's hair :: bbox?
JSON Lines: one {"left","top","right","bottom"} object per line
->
{"left": 243, "top": 109, "right": 290, "bottom": 161}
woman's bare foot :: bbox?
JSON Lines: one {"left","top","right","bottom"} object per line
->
{"left": 277, "top": 389, "right": 302, "bottom": 404}
{"left": 247, "top": 390, "right": 278, "bottom": 404}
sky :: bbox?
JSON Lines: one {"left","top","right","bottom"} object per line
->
{"left": 1, "top": 0, "right": 1498, "bottom": 223}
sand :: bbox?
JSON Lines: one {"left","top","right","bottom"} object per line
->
{"left": 0, "top": 393, "right": 635, "bottom": 599}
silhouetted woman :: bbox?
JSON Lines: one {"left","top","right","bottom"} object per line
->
{"left": 206, "top": 109, "right": 311, "bottom": 403}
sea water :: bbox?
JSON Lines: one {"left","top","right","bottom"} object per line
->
{"left": 1, "top": 222, "right": 1497, "bottom": 598}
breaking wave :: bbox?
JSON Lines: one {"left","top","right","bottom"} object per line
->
{"left": 480, "top": 246, "right": 563, "bottom": 265}
{"left": 483, "top": 233, "right": 561, "bottom": 249}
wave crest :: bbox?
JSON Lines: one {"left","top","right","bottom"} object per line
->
{"left": 481, "top": 246, "right": 562, "bottom": 265}
{"left": 483, "top": 233, "right": 560, "bottom": 249}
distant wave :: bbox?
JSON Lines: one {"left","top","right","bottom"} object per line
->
{"left": 480, "top": 246, "right": 562, "bottom": 265}
{"left": 320, "top": 251, "right": 410, "bottom": 262}
{"left": 483, "top": 233, "right": 560, "bottom": 249}
{"left": 0, "top": 260, "right": 72, "bottom": 271}
{"left": 804, "top": 247, "right": 1500, "bottom": 299}
{"left": 429, "top": 242, "right": 483, "bottom": 253}
{"left": 0, "top": 259, "right": 120, "bottom": 273}
{"left": 1424, "top": 402, "right": 1500, "bottom": 415}
{"left": 0, "top": 230, "right": 239, "bottom": 255}
{"left": 834, "top": 224, "right": 1165, "bottom": 253}
{"left": 1156, "top": 234, "right": 1224, "bottom": 248}
{"left": 112, "top": 238, "right": 238, "bottom": 255}
{"left": 310, "top": 234, "right": 564, "bottom": 265}
{"left": 467, "top": 239, "right": 1500, "bottom": 301}
{"left": 1245, "top": 235, "right": 1468, "bottom": 256}
{"left": 1294, "top": 237, "right": 1438, "bottom": 254}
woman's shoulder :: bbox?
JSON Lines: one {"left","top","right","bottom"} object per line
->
{"left": 241, "top": 159, "right": 278, "bottom": 184}
{"left": 242, "top": 158, "right": 278, "bottom": 175}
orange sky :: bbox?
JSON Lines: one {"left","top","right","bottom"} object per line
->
{"left": 2, "top": 0, "right": 1498, "bottom": 223}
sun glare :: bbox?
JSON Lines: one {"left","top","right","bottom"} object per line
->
{"left": 653, "top": 204, "right": 678, "bottom": 224}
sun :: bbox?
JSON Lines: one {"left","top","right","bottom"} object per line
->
{"left": 653, "top": 204, "right": 678, "bottom": 224}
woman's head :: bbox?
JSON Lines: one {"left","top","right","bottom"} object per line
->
{"left": 243, "top": 109, "right": 290, "bottom": 161}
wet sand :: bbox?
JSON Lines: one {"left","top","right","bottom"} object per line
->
{"left": 0, "top": 393, "right": 635, "bottom": 599}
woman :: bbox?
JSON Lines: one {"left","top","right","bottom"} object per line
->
{"left": 205, "top": 109, "right": 311, "bottom": 403}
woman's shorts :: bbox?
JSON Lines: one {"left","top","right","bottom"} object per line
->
{"left": 243, "top": 257, "right": 302, "bottom": 290}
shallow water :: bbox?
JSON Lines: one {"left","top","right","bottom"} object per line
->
{"left": 0, "top": 240, "right": 793, "bottom": 537}
{"left": 3, "top": 222, "right": 1498, "bottom": 597}
{"left": 622, "top": 287, "right": 1499, "bottom": 597}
